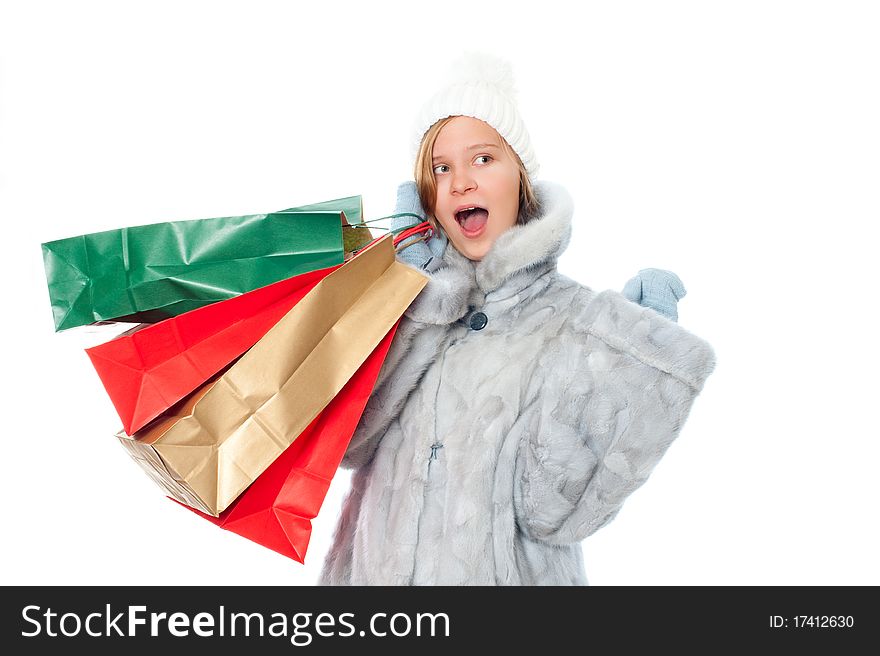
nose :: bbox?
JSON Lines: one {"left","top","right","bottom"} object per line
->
{"left": 450, "top": 168, "right": 476, "bottom": 195}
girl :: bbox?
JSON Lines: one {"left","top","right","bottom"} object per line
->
{"left": 319, "top": 52, "right": 716, "bottom": 585}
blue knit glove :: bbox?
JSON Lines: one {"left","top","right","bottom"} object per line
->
{"left": 391, "top": 181, "right": 447, "bottom": 271}
{"left": 621, "top": 268, "right": 687, "bottom": 322}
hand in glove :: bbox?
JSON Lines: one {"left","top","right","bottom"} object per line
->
{"left": 391, "top": 181, "right": 447, "bottom": 272}
{"left": 621, "top": 268, "right": 687, "bottom": 322}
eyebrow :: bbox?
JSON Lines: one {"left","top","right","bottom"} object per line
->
{"left": 432, "top": 143, "right": 500, "bottom": 163}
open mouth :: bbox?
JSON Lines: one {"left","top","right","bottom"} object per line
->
{"left": 454, "top": 206, "right": 489, "bottom": 236}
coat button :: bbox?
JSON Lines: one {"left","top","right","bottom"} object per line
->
{"left": 469, "top": 311, "right": 488, "bottom": 331}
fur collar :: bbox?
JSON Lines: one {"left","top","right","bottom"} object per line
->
{"left": 404, "top": 180, "right": 574, "bottom": 325}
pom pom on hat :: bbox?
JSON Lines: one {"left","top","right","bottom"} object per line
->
{"left": 410, "top": 51, "right": 539, "bottom": 180}
{"left": 447, "top": 51, "right": 518, "bottom": 97}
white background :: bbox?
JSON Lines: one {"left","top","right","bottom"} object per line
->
{"left": 1, "top": 0, "right": 877, "bottom": 586}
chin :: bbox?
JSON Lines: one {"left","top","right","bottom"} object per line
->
{"left": 449, "top": 240, "right": 487, "bottom": 261}
{"left": 441, "top": 222, "right": 492, "bottom": 261}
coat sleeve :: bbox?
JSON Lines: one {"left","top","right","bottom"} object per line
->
{"left": 513, "top": 289, "right": 717, "bottom": 545}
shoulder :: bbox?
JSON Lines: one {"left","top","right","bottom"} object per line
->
{"left": 544, "top": 274, "right": 665, "bottom": 336}
{"left": 553, "top": 281, "right": 717, "bottom": 391}
{"left": 536, "top": 272, "right": 598, "bottom": 331}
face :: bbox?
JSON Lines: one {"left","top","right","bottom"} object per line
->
{"left": 431, "top": 116, "right": 521, "bottom": 261}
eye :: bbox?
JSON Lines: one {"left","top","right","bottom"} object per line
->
{"left": 433, "top": 164, "right": 449, "bottom": 174}
{"left": 475, "top": 155, "right": 492, "bottom": 164}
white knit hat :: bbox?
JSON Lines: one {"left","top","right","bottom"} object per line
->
{"left": 410, "top": 51, "right": 539, "bottom": 180}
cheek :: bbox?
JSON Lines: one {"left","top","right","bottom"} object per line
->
{"left": 490, "top": 169, "right": 520, "bottom": 205}
{"left": 496, "top": 179, "right": 520, "bottom": 227}
{"left": 505, "top": 171, "right": 521, "bottom": 201}
{"left": 433, "top": 181, "right": 450, "bottom": 213}
{"left": 434, "top": 211, "right": 457, "bottom": 235}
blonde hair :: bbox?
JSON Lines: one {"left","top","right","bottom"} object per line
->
{"left": 413, "top": 116, "right": 540, "bottom": 237}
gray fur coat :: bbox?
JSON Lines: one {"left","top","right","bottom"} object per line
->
{"left": 319, "top": 180, "right": 716, "bottom": 585}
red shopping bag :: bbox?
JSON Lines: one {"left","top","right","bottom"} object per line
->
{"left": 178, "top": 320, "right": 399, "bottom": 563}
{"left": 87, "top": 265, "right": 338, "bottom": 435}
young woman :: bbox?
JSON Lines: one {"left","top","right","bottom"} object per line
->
{"left": 319, "top": 53, "right": 716, "bottom": 585}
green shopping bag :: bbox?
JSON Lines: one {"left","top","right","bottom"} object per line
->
{"left": 42, "top": 196, "right": 372, "bottom": 332}
{"left": 281, "top": 195, "right": 373, "bottom": 255}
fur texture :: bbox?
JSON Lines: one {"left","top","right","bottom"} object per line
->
{"left": 319, "top": 180, "right": 716, "bottom": 585}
